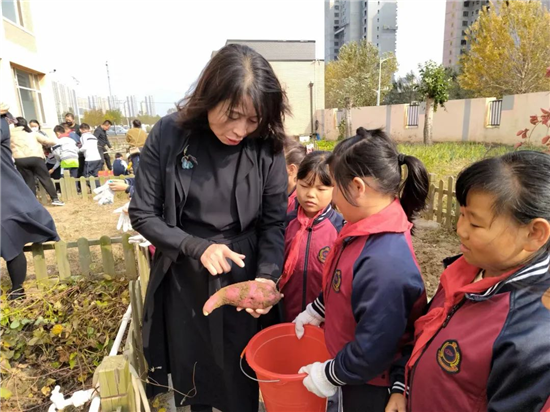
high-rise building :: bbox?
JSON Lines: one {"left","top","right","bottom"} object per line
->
{"left": 325, "top": 0, "right": 397, "bottom": 62}
{"left": 107, "top": 95, "right": 119, "bottom": 111}
{"left": 88, "top": 96, "right": 109, "bottom": 112}
{"left": 145, "top": 95, "right": 156, "bottom": 116}
{"left": 126, "top": 95, "right": 138, "bottom": 117}
{"left": 140, "top": 101, "right": 147, "bottom": 115}
{"left": 443, "top": 0, "right": 550, "bottom": 68}
{"left": 51, "top": 81, "right": 79, "bottom": 123}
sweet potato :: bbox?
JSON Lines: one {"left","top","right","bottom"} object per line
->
{"left": 203, "top": 280, "right": 282, "bottom": 316}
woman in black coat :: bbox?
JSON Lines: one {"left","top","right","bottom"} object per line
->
{"left": 1, "top": 108, "right": 58, "bottom": 300}
{"left": 129, "top": 45, "right": 289, "bottom": 412}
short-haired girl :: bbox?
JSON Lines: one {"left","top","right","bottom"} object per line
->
{"left": 392, "top": 151, "right": 550, "bottom": 412}
{"left": 280, "top": 151, "right": 344, "bottom": 322}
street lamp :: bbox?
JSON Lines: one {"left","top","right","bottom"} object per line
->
{"left": 376, "top": 57, "right": 390, "bottom": 106}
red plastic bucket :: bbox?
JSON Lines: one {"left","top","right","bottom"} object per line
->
{"left": 242, "top": 323, "right": 330, "bottom": 412}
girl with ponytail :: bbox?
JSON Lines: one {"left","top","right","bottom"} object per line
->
{"left": 293, "top": 128, "right": 428, "bottom": 411}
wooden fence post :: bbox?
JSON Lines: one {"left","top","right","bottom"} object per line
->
{"left": 80, "top": 177, "right": 88, "bottom": 201}
{"left": 31, "top": 243, "right": 48, "bottom": 288}
{"left": 37, "top": 184, "right": 49, "bottom": 205}
{"left": 136, "top": 245, "right": 150, "bottom": 302}
{"left": 436, "top": 180, "right": 444, "bottom": 223}
{"left": 55, "top": 241, "right": 71, "bottom": 279}
{"left": 446, "top": 176, "right": 455, "bottom": 228}
{"left": 77, "top": 238, "right": 91, "bottom": 277}
{"left": 62, "top": 171, "right": 72, "bottom": 201}
{"left": 95, "top": 355, "right": 135, "bottom": 412}
{"left": 121, "top": 234, "right": 137, "bottom": 279}
{"left": 100, "top": 236, "right": 116, "bottom": 276}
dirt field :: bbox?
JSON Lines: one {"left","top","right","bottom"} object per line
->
{"left": 1, "top": 195, "right": 461, "bottom": 298}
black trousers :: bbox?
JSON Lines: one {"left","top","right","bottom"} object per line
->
{"left": 342, "top": 384, "right": 390, "bottom": 412}
{"left": 77, "top": 153, "right": 86, "bottom": 177}
{"left": 85, "top": 160, "right": 103, "bottom": 177}
{"left": 102, "top": 152, "right": 112, "bottom": 171}
{"left": 15, "top": 157, "right": 58, "bottom": 201}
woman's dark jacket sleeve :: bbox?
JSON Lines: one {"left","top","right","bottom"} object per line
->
{"left": 255, "top": 150, "right": 287, "bottom": 282}
{"left": 129, "top": 122, "right": 211, "bottom": 262}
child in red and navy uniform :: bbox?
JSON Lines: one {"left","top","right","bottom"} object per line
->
{"left": 280, "top": 151, "right": 344, "bottom": 322}
{"left": 389, "top": 151, "right": 550, "bottom": 412}
{"left": 284, "top": 138, "right": 306, "bottom": 214}
{"left": 293, "top": 128, "right": 428, "bottom": 411}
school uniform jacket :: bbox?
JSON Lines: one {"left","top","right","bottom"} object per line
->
{"left": 282, "top": 205, "right": 344, "bottom": 321}
{"left": 310, "top": 200, "right": 426, "bottom": 389}
{"left": 407, "top": 254, "right": 550, "bottom": 412}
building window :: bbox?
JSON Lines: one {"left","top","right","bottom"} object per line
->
{"left": 377, "top": 18, "right": 379, "bottom": 22}
{"left": 364, "top": 26, "right": 367, "bottom": 33}
{"left": 377, "top": 43, "right": 379, "bottom": 47}
{"left": 13, "top": 67, "right": 45, "bottom": 122}
{"left": 335, "top": 5, "right": 339, "bottom": 9}
{"left": 462, "top": 20, "right": 468, "bottom": 26}
{"left": 463, "top": 11, "right": 469, "bottom": 16}
{"left": 377, "top": 35, "right": 379, "bottom": 39}
{"left": 334, "top": 48, "right": 339, "bottom": 54}
{"left": 464, "top": 1, "right": 470, "bottom": 6}
{"left": 461, "top": 39, "right": 467, "bottom": 45}
{"left": 449, "top": 59, "right": 452, "bottom": 64}
{"left": 335, "top": 12, "right": 339, "bottom": 17}
{"left": 334, "top": 41, "right": 338, "bottom": 46}
{"left": 377, "top": 26, "right": 379, "bottom": 31}
{"left": 2, "top": 0, "right": 23, "bottom": 25}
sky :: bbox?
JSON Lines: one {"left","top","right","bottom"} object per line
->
{"left": 32, "top": 0, "right": 446, "bottom": 116}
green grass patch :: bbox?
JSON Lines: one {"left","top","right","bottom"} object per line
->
{"left": 313, "top": 140, "right": 545, "bottom": 182}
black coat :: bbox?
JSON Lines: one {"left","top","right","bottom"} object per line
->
{"left": 128, "top": 113, "right": 287, "bottom": 408}
{"left": 1, "top": 117, "right": 58, "bottom": 261}
{"left": 93, "top": 126, "right": 111, "bottom": 151}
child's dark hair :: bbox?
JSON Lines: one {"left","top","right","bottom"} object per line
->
{"left": 80, "top": 123, "right": 91, "bottom": 131}
{"left": 329, "top": 127, "right": 429, "bottom": 224}
{"left": 284, "top": 138, "right": 306, "bottom": 167}
{"left": 53, "top": 125, "right": 65, "bottom": 135}
{"left": 115, "top": 152, "right": 123, "bottom": 158}
{"left": 297, "top": 151, "right": 333, "bottom": 187}
{"left": 456, "top": 150, "right": 550, "bottom": 257}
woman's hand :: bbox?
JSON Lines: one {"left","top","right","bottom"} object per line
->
{"left": 108, "top": 180, "right": 130, "bottom": 192}
{"left": 385, "top": 393, "right": 406, "bottom": 412}
{"left": 236, "top": 278, "right": 277, "bottom": 318}
{"left": 200, "top": 244, "right": 245, "bottom": 276}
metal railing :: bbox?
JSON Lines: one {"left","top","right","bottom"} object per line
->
{"left": 407, "top": 103, "right": 419, "bottom": 127}
{"left": 488, "top": 99, "right": 502, "bottom": 127}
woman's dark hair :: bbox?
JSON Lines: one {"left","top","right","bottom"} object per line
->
{"left": 297, "top": 151, "right": 333, "bottom": 187}
{"left": 132, "top": 119, "right": 142, "bottom": 128}
{"left": 329, "top": 127, "right": 429, "bottom": 225}
{"left": 16, "top": 117, "right": 32, "bottom": 133}
{"left": 53, "top": 125, "right": 65, "bottom": 135}
{"left": 284, "top": 138, "right": 307, "bottom": 167}
{"left": 456, "top": 150, "right": 550, "bottom": 256}
{"left": 29, "top": 119, "right": 41, "bottom": 129}
{"left": 177, "top": 44, "right": 290, "bottom": 153}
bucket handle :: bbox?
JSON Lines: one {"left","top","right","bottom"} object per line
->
{"left": 240, "top": 345, "right": 281, "bottom": 383}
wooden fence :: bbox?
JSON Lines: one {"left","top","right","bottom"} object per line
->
{"left": 36, "top": 171, "right": 134, "bottom": 204}
{"left": 95, "top": 244, "right": 151, "bottom": 412}
{"left": 22, "top": 234, "right": 137, "bottom": 287}
{"left": 422, "top": 174, "right": 460, "bottom": 228}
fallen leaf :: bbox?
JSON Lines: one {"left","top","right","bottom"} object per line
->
{"left": 0, "top": 387, "right": 12, "bottom": 400}
{"left": 51, "top": 324, "right": 63, "bottom": 336}
{"left": 41, "top": 386, "right": 51, "bottom": 396}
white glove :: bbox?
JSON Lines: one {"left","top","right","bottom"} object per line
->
{"left": 293, "top": 302, "right": 324, "bottom": 340}
{"left": 93, "top": 182, "right": 114, "bottom": 205}
{"left": 128, "top": 234, "right": 151, "bottom": 247}
{"left": 298, "top": 361, "right": 337, "bottom": 398}
{"left": 114, "top": 202, "right": 132, "bottom": 232}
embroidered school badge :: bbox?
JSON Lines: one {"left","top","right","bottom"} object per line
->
{"left": 332, "top": 269, "right": 342, "bottom": 293}
{"left": 437, "top": 340, "right": 462, "bottom": 374}
{"left": 318, "top": 246, "right": 330, "bottom": 263}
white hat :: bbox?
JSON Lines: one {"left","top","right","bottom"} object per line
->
{"left": 0, "top": 102, "right": 9, "bottom": 114}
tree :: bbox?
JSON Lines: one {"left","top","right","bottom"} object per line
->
{"left": 383, "top": 71, "right": 420, "bottom": 105}
{"left": 459, "top": 0, "right": 550, "bottom": 97}
{"left": 104, "top": 109, "right": 123, "bottom": 125}
{"left": 325, "top": 40, "right": 398, "bottom": 109}
{"left": 445, "top": 68, "right": 474, "bottom": 100}
{"left": 418, "top": 61, "right": 451, "bottom": 145}
{"left": 82, "top": 109, "right": 105, "bottom": 127}
{"left": 136, "top": 114, "right": 162, "bottom": 125}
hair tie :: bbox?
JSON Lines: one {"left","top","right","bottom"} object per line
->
{"left": 398, "top": 153, "right": 406, "bottom": 166}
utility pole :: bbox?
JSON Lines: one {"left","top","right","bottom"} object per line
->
{"left": 106, "top": 61, "right": 113, "bottom": 110}
{"left": 309, "top": 82, "right": 314, "bottom": 136}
